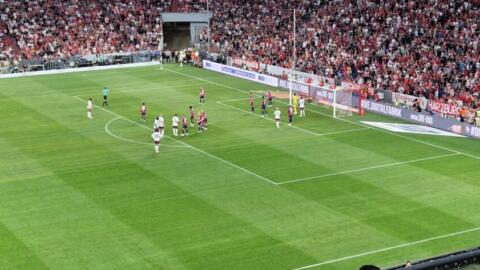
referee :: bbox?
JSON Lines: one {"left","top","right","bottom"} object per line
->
{"left": 102, "top": 87, "right": 110, "bottom": 107}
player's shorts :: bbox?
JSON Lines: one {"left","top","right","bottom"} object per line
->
{"left": 183, "top": 124, "right": 188, "bottom": 129}
{"left": 159, "top": 126, "right": 164, "bottom": 129}
{"left": 275, "top": 118, "right": 280, "bottom": 122}
{"left": 141, "top": 112, "right": 146, "bottom": 116}
{"left": 288, "top": 116, "right": 293, "bottom": 122}
{"left": 173, "top": 125, "right": 178, "bottom": 129}
{"left": 154, "top": 141, "right": 160, "bottom": 145}
{"left": 103, "top": 95, "right": 107, "bottom": 100}
{"left": 261, "top": 104, "right": 266, "bottom": 110}
{"left": 268, "top": 97, "right": 273, "bottom": 101}
{"left": 300, "top": 106, "right": 305, "bottom": 109}
{"left": 203, "top": 118, "right": 208, "bottom": 124}
{"left": 200, "top": 95, "right": 205, "bottom": 99}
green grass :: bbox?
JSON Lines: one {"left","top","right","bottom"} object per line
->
{"left": 1, "top": 64, "right": 480, "bottom": 270}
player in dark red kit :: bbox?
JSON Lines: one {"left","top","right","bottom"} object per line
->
{"left": 249, "top": 92, "right": 255, "bottom": 112}
{"left": 261, "top": 96, "right": 267, "bottom": 117}
{"left": 189, "top": 106, "right": 195, "bottom": 127}
{"left": 267, "top": 90, "right": 273, "bottom": 107}
{"left": 197, "top": 112, "right": 204, "bottom": 132}
{"left": 288, "top": 105, "right": 293, "bottom": 126}
{"left": 202, "top": 111, "right": 208, "bottom": 130}
{"left": 199, "top": 87, "right": 206, "bottom": 103}
{"left": 181, "top": 115, "right": 189, "bottom": 136}
{"left": 140, "top": 102, "right": 147, "bottom": 122}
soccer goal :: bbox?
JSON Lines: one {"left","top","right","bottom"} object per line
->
{"left": 287, "top": 78, "right": 362, "bottom": 118}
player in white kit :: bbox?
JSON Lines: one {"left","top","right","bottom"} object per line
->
{"left": 151, "top": 129, "right": 163, "bottom": 153}
{"left": 157, "top": 115, "right": 165, "bottom": 135}
{"left": 299, "top": 96, "right": 306, "bottom": 117}
{"left": 86, "top": 98, "right": 93, "bottom": 119}
{"left": 172, "top": 114, "right": 180, "bottom": 136}
{"left": 274, "top": 107, "right": 281, "bottom": 128}
{"left": 153, "top": 117, "right": 161, "bottom": 129}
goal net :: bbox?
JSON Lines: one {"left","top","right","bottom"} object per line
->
{"left": 286, "top": 78, "right": 361, "bottom": 118}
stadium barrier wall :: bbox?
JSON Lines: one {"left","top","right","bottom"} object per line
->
{"left": 0, "top": 61, "right": 159, "bottom": 79}
{"left": 278, "top": 79, "right": 310, "bottom": 94}
{"left": 361, "top": 99, "right": 480, "bottom": 139}
{"left": 383, "top": 246, "right": 480, "bottom": 270}
{"left": 202, "top": 60, "right": 278, "bottom": 87}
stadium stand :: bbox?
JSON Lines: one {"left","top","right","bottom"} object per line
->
{"left": 0, "top": 0, "right": 208, "bottom": 61}
{"left": 1, "top": 0, "right": 479, "bottom": 110}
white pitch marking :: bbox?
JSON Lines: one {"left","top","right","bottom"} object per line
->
{"left": 215, "top": 97, "right": 249, "bottom": 103}
{"left": 104, "top": 117, "right": 188, "bottom": 148}
{"left": 278, "top": 153, "right": 460, "bottom": 185}
{"left": 73, "top": 96, "right": 277, "bottom": 185}
{"left": 217, "top": 100, "right": 318, "bottom": 136}
{"left": 292, "top": 226, "right": 480, "bottom": 270}
{"left": 165, "top": 68, "right": 480, "bottom": 161}
{"left": 217, "top": 100, "right": 370, "bottom": 137}
{"left": 76, "top": 82, "right": 206, "bottom": 97}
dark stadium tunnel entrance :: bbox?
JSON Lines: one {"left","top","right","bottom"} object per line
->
{"left": 163, "top": 22, "right": 191, "bottom": 51}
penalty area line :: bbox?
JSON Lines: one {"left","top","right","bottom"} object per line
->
{"left": 278, "top": 153, "right": 460, "bottom": 185}
{"left": 292, "top": 226, "right": 480, "bottom": 270}
{"left": 164, "top": 68, "right": 480, "bottom": 162}
{"left": 216, "top": 100, "right": 370, "bottom": 137}
{"left": 73, "top": 96, "right": 278, "bottom": 186}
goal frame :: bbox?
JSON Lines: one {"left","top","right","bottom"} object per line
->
{"left": 287, "top": 77, "right": 363, "bottom": 118}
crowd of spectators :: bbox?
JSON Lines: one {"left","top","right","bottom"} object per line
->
{"left": 209, "top": 0, "right": 480, "bottom": 110}
{"left": 0, "top": 0, "right": 207, "bottom": 61}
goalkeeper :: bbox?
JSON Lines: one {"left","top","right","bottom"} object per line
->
{"left": 292, "top": 93, "right": 299, "bottom": 115}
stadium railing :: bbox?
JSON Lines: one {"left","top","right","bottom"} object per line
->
{"left": 0, "top": 51, "right": 161, "bottom": 75}
{"left": 379, "top": 246, "right": 480, "bottom": 270}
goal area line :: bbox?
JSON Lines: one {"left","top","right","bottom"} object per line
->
{"left": 216, "top": 99, "right": 370, "bottom": 137}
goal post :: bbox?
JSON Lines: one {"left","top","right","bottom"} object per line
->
{"left": 286, "top": 78, "right": 362, "bottom": 118}
{"left": 317, "top": 86, "right": 360, "bottom": 118}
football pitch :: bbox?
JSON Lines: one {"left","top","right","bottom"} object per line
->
{"left": 1, "top": 64, "right": 480, "bottom": 270}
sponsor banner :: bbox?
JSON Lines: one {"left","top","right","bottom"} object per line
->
{"left": 278, "top": 79, "right": 310, "bottom": 94}
{"left": 362, "top": 100, "right": 402, "bottom": 118}
{"left": 0, "top": 62, "right": 159, "bottom": 79}
{"left": 203, "top": 60, "right": 278, "bottom": 87}
{"left": 465, "top": 125, "right": 480, "bottom": 138}
{"left": 265, "top": 64, "right": 335, "bottom": 88}
{"left": 361, "top": 100, "right": 480, "bottom": 139}
{"left": 231, "top": 57, "right": 260, "bottom": 71}
{"left": 428, "top": 100, "right": 461, "bottom": 116}
{"left": 316, "top": 88, "right": 335, "bottom": 101}
{"left": 392, "top": 92, "right": 428, "bottom": 109}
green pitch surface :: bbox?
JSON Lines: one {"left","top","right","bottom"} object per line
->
{"left": 1, "top": 65, "right": 480, "bottom": 270}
